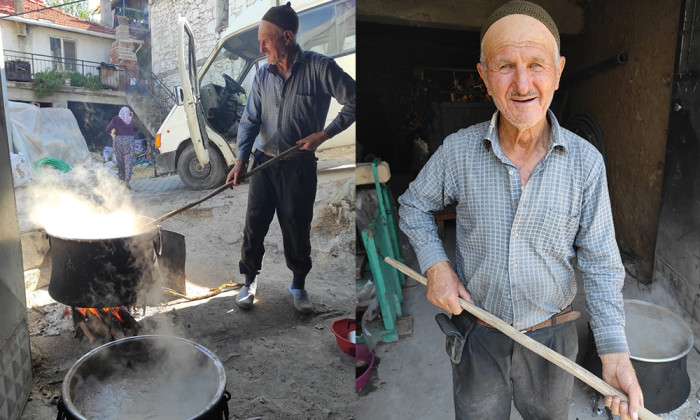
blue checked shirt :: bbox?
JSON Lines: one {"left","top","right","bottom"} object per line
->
{"left": 236, "top": 45, "right": 355, "bottom": 162}
{"left": 398, "top": 110, "right": 628, "bottom": 355}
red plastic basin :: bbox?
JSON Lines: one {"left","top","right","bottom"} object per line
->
{"left": 331, "top": 318, "right": 356, "bottom": 356}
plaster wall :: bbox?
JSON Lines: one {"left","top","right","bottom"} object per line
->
{"left": 0, "top": 22, "right": 113, "bottom": 65}
{"left": 150, "top": 0, "right": 253, "bottom": 92}
{"left": 566, "top": 0, "right": 681, "bottom": 279}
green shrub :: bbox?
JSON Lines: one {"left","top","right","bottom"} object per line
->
{"left": 32, "top": 70, "right": 64, "bottom": 98}
{"left": 84, "top": 74, "right": 102, "bottom": 91}
{"left": 32, "top": 70, "right": 103, "bottom": 97}
{"left": 67, "top": 71, "right": 86, "bottom": 87}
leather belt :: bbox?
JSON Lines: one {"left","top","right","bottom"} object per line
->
{"left": 474, "top": 305, "right": 581, "bottom": 333}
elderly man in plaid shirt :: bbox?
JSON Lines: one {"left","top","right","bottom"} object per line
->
{"left": 398, "top": 2, "right": 643, "bottom": 419}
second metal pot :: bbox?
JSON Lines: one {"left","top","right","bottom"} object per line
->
{"left": 585, "top": 299, "right": 693, "bottom": 414}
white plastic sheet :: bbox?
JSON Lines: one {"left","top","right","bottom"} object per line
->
{"left": 8, "top": 101, "right": 90, "bottom": 166}
{"left": 10, "top": 152, "right": 30, "bottom": 187}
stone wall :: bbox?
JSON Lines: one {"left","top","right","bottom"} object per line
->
{"left": 150, "top": 0, "right": 254, "bottom": 92}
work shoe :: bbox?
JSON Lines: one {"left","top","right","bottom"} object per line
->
{"left": 236, "top": 279, "right": 257, "bottom": 310}
{"left": 288, "top": 284, "right": 313, "bottom": 313}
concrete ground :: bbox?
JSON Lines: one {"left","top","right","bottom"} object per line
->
{"left": 357, "top": 220, "right": 700, "bottom": 420}
{"left": 17, "top": 146, "right": 358, "bottom": 419}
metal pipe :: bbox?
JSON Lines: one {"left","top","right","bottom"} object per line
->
{"left": 562, "top": 50, "right": 629, "bottom": 87}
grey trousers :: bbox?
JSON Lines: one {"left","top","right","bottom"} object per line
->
{"left": 448, "top": 312, "right": 578, "bottom": 420}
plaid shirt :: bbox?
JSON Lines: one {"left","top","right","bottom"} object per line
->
{"left": 236, "top": 45, "right": 355, "bottom": 162}
{"left": 398, "top": 110, "right": 628, "bottom": 355}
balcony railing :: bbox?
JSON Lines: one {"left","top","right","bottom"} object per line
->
{"left": 4, "top": 50, "right": 124, "bottom": 88}
{"left": 3, "top": 50, "right": 176, "bottom": 120}
{"left": 114, "top": 7, "right": 148, "bottom": 30}
{"left": 124, "top": 67, "right": 176, "bottom": 116}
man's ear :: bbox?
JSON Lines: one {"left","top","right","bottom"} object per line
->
{"left": 283, "top": 30, "right": 293, "bottom": 45}
{"left": 476, "top": 62, "right": 491, "bottom": 96}
{"left": 554, "top": 56, "right": 566, "bottom": 90}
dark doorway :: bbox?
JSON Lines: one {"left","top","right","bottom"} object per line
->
{"left": 68, "top": 102, "right": 148, "bottom": 152}
{"left": 356, "top": 21, "right": 491, "bottom": 192}
{"left": 654, "top": 0, "right": 700, "bottom": 329}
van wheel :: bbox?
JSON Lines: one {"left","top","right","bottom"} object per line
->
{"left": 177, "top": 144, "right": 226, "bottom": 190}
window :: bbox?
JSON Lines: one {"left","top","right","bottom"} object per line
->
{"left": 50, "top": 37, "right": 77, "bottom": 71}
{"left": 297, "top": 0, "right": 355, "bottom": 57}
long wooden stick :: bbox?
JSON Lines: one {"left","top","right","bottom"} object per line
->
{"left": 147, "top": 145, "right": 301, "bottom": 227}
{"left": 384, "top": 257, "right": 661, "bottom": 420}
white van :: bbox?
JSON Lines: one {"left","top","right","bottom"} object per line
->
{"left": 155, "top": 0, "right": 356, "bottom": 189}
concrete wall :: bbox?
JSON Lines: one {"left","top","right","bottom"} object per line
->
{"left": 150, "top": 0, "right": 253, "bottom": 92}
{"left": 357, "top": 0, "right": 584, "bottom": 34}
{"left": 566, "top": 0, "right": 682, "bottom": 280}
{"left": 6, "top": 82, "right": 127, "bottom": 107}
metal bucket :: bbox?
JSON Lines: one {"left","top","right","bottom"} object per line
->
{"left": 57, "top": 335, "right": 230, "bottom": 419}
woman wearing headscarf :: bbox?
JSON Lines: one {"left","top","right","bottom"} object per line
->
{"left": 106, "top": 106, "right": 139, "bottom": 188}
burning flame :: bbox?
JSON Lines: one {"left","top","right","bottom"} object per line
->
{"left": 75, "top": 307, "right": 126, "bottom": 323}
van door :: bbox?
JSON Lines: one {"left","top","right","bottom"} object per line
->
{"left": 178, "top": 16, "right": 210, "bottom": 166}
{"left": 175, "top": 16, "right": 229, "bottom": 189}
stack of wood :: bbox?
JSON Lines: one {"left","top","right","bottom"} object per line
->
{"left": 71, "top": 307, "right": 141, "bottom": 344}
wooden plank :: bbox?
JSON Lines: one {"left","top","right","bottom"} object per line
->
{"left": 384, "top": 257, "right": 661, "bottom": 420}
{"left": 356, "top": 161, "right": 391, "bottom": 185}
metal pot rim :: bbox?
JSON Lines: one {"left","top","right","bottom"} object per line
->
{"left": 45, "top": 215, "right": 160, "bottom": 241}
{"left": 624, "top": 299, "right": 694, "bottom": 363}
{"left": 61, "top": 334, "right": 227, "bottom": 420}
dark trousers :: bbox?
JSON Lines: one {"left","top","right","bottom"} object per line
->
{"left": 239, "top": 152, "right": 317, "bottom": 278}
{"left": 449, "top": 313, "right": 578, "bottom": 420}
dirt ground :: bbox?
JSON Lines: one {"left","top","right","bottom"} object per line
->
{"left": 15, "top": 146, "right": 356, "bottom": 419}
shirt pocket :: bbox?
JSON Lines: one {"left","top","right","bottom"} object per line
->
{"left": 292, "top": 83, "right": 315, "bottom": 118}
{"left": 536, "top": 207, "right": 579, "bottom": 255}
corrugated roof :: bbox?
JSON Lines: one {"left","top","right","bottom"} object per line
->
{"left": 0, "top": 0, "right": 115, "bottom": 35}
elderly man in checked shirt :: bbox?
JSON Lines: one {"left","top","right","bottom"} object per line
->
{"left": 226, "top": 2, "right": 355, "bottom": 313}
{"left": 398, "top": 2, "right": 643, "bottom": 419}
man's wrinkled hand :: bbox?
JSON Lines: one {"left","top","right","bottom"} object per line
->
{"left": 425, "top": 261, "right": 473, "bottom": 315}
{"left": 226, "top": 160, "right": 245, "bottom": 187}
{"left": 296, "top": 131, "right": 329, "bottom": 151}
{"left": 601, "top": 352, "right": 644, "bottom": 420}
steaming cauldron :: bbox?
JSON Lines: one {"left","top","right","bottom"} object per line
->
{"left": 585, "top": 299, "right": 693, "bottom": 414}
{"left": 57, "top": 335, "right": 230, "bottom": 420}
{"left": 47, "top": 219, "right": 161, "bottom": 308}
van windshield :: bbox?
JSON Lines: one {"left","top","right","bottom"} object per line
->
{"left": 197, "top": 26, "right": 259, "bottom": 141}
{"left": 200, "top": 26, "right": 260, "bottom": 90}
{"left": 195, "top": 0, "right": 356, "bottom": 142}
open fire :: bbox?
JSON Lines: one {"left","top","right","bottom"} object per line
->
{"left": 71, "top": 306, "right": 141, "bottom": 344}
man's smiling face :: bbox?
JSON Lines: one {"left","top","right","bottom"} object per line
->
{"left": 477, "top": 14, "right": 565, "bottom": 130}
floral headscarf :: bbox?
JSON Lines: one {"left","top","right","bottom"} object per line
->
{"left": 118, "top": 106, "right": 132, "bottom": 124}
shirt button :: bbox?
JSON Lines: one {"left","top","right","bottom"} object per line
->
{"left": 508, "top": 170, "right": 514, "bottom": 175}
{"left": 513, "top": 263, "right": 518, "bottom": 268}
{"left": 506, "top": 295, "right": 511, "bottom": 299}
{"left": 513, "top": 233, "right": 519, "bottom": 238}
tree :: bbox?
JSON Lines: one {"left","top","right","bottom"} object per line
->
{"left": 44, "top": 0, "right": 94, "bottom": 21}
